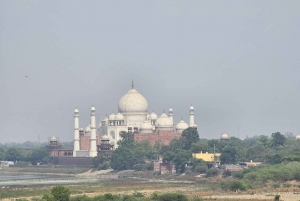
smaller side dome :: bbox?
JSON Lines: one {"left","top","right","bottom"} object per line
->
{"left": 91, "top": 107, "right": 95, "bottom": 111}
{"left": 155, "top": 113, "right": 173, "bottom": 130}
{"left": 79, "top": 128, "right": 84, "bottom": 131}
{"left": 140, "top": 121, "right": 153, "bottom": 133}
{"left": 190, "top": 105, "right": 194, "bottom": 110}
{"left": 103, "top": 117, "right": 108, "bottom": 122}
{"left": 109, "top": 113, "right": 115, "bottom": 120}
{"left": 169, "top": 107, "right": 173, "bottom": 112}
{"left": 176, "top": 120, "right": 188, "bottom": 130}
{"left": 74, "top": 108, "right": 79, "bottom": 113}
{"left": 150, "top": 112, "right": 158, "bottom": 120}
{"left": 85, "top": 125, "right": 91, "bottom": 133}
{"left": 102, "top": 134, "right": 109, "bottom": 140}
{"left": 50, "top": 136, "right": 57, "bottom": 141}
{"left": 221, "top": 133, "right": 229, "bottom": 140}
{"left": 115, "top": 113, "right": 124, "bottom": 120}
{"left": 296, "top": 135, "right": 300, "bottom": 140}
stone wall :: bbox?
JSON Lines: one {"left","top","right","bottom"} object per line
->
{"left": 80, "top": 134, "right": 100, "bottom": 150}
{"left": 52, "top": 156, "right": 93, "bottom": 167}
{"left": 133, "top": 132, "right": 181, "bottom": 145}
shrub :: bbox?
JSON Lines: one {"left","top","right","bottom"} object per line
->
{"left": 132, "top": 164, "right": 145, "bottom": 171}
{"left": 70, "top": 195, "right": 91, "bottom": 201}
{"left": 194, "top": 164, "right": 208, "bottom": 173}
{"left": 223, "top": 171, "right": 232, "bottom": 177}
{"left": 220, "top": 182, "right": 229, "bottom": 191}
{"left": 151, "top": 193, "right": 188, "bottom": 201}
{"left": 272, "top": 183, "right": 281, "bottom": 188}
{"left": 42, "top": 194, "right": 54, "bottom": 201}
{"left": 274, "top": 195, "right": 280, "bottom": 201}
{"left": 206, "top": 169, "right": 218, "bottom": 177}
{"left": 50, "top": 186, "right": 71, "bottom": 201}
{"left": 132, "top": 192, "right": 144, "bottom": 197}
{"left": 146, "top": 162, "right": 154, "bottom": 171}
{"left": 99, "top": 161, "right": 110, "bottom": 170}
{"left": 229, "top": 180, "right": 246, "bottom": 191}
{"left": 191, "top": 198, "right": 204, "bottom": 201}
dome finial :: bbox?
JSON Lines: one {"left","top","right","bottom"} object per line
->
{"left": 132, "top": 80, "right": 134, "bottom": 89}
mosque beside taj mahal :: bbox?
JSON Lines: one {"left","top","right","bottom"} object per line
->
{"left": 70, "top": 82, "right": 197, "bottom": 157}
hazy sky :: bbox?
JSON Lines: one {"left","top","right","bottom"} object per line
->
{"left": 1, "top": 1, "right": 300, "bottom": 143}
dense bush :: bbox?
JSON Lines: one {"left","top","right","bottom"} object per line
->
{"left": 151, "top": 192, "right": 188, "bottom": 201}
{"left": 194, "top": 164, "right": 208, "bottom": 173}
{"left": 70, "top": 195, "right": 91, "bottom": 201}
{"left": 206, "top": 169, "right": 218, "bottom": 177}
{"left": 50, "top": 186, "right": 70, "bottom": 201}
{"left": 229, "top": 180, "right": 246, "bottom": 191}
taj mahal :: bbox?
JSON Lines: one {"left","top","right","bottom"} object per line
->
{"left": 72, "top": 83, "right": 197, "bottom": 157}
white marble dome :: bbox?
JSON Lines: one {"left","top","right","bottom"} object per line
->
{"left": 118, "top": 89, "right": 148, "bottom": 114}
{"left": 190, "top": 105, "right": 194, "bottom": 110}
{"left": 155, "top": 113, "right": 173, "bottom": 128}
{"left": 103, "top": 117, "right": 108, "bottom": 122}
{"left": 221, "top": 133, "right": 229, "bottom": 140}
{"left": 176, "top": 120, "right": 188, "bottom": 131}
{"left": 85, "top": 125, "right": 91, "bottom": 133}
{"left": 140, "top": 121, "right": 153, "bottom": 133}
{"left": 102, "top": 134, "right": 109, "bottom": 139}
{"left": 109, "top": 113, "right": 115, "bottom": 120}
{"left": 50, "top": 136, "right": 57, "bottom": 141}
{"left": 115, "top": 113, "right": 124, "bottom": 120}
{"left": 150, "top": 112, "right": 158, "bottom": 120}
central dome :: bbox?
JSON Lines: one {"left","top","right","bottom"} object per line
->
{"left": 118, "top": 88, "right": 148, "bottom": 114}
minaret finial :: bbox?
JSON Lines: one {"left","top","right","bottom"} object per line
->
{"left": 132, "top": 80, "right": 134, "bottom": 89}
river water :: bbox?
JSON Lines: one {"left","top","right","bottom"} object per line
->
{"left": 0, "top": 172, "right": 74, "bottom": 187}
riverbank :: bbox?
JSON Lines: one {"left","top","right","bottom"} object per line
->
{"left": 1, "top": 167, "right": 300, "bottom": 201}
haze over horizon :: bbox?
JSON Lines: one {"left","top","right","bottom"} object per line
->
{"left": 1, "top": 1, "right": 300, "bottom": 143}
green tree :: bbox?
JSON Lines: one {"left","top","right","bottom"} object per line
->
{"left": 117, "top": 131, "right": 133, "bottom": 147}
{"left": 30, "top": 147, "right": 51, "bottom": 165}
{"left": 181, "top": 128, "right": 199, "bottom": 150}
{"left": 0, "top": 147, "right": 5, "bottom": 160}
{"left": 246, "top": 145, "right": 266, "bottom": 161}
{"left": 169, "top": 138, "right": 183, "bottom": 151}
{"left": 92, "top": 155, "right": 110, "bottom": 170}
{"left": 173, "top": 149, "right": 192, "bottom": 173}
{"left": 220, "top": 146, "right": 238, "bottom": 164}
{"left": 271, "top": 132, "right": 286, "bottom": 147}
{"left": 5, "top": 148, "right": 21, "bottom": 161}
{"left": 111, "top": 146, "right": 134, "bottom": 170}
{"left": 162, "top": 150, "right": 175, "bottom": 163}
{"left": 50, "top": 186, "right": 71, "bottom": 201}
{"left": 191, "top": 141, "right": 209, "bottom": 153}
{"left": 111, "top": 133, "right": 157, "bottom": 170}
{"left": 257, "top": 135, "right": 271, "bottom": 148}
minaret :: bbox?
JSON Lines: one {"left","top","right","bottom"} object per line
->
{"left": 189, "top": 105, "right": 195, "bottom": 127}
{"left": 73, "top": 108, "right": 80, "bottom": 157}
{"left": 169, "top": 107, "right": 173, "bottom": 125}
{"left": 89, "top": 107, "right": 97, "bottom": 157}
